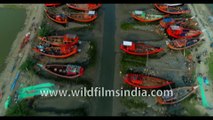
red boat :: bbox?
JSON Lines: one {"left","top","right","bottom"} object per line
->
{"left": 166, "top": 38, "right": 202, "bottom": 50}
{"left": 154, "top": 4, "right": 190, "bottom": 15}
{"left": 45, "top": 3, "right": 61, "bottom": 7}
{"left": 45, "top": 9, "right": 68, "bottom": 24}
{"left": 166, "top": 25, "right": 202, "bottom": 39}
{"left": 66, "top": 10, "right": 97, "bottom": 23}
{"left": 156, "top": 86, "right": 198, "bottom": 104}
{"left": 20, "top": 32, "right": 31, "bottom": 49}
{"left": 33, "top": 42, "right": 78, "bottom": 58}
{"left": 38, "top": 34, "right": 79, "bottom": 46}
{"left": 66, "top": 4, "right": 101, "bottom": 11}
{"left": 131, "top": 10, "right": 169, "bottom": 22}
{"left": 160, "top": 17, "right": 198, "bottom": 28}
{"left": 120, "top": 41, "right": 164, "bottom": 56}
{"left": 124, "top": 74, "right": 173, "bottom": 89}
{"left": 37, "top": 64, "right": 84, "bottom": 79}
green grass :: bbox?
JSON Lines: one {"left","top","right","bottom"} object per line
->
{"left": 120, "top": 53, "right": 147, "bottom": 74}
{"left": 19, "top": 56, "right": 38, "bottom": 72}
{"left": 184, "top": 49, "right": 192, "bottom": 56}
{"left": 38, "top": 22, "right": 56, "bottom": 37}
{"left": 120, "top": 23, "right": 134, "bottom": 30}
{"left": 208, "top": 53, "right": 213, "bottom": 80}
{"left": 87, "top": 40, "right": 97, "bottom": 67}
{"left": 181, "top": 95, "right": 204, "bottom": 116}
{"left": 121, "top": 97, "right": 147, "bottom": 110}
{"left": 6, "top": 101, "right": 35, "bottom": 116}
{"left": 120, "top": 21, "right": 159, "bottom": 30}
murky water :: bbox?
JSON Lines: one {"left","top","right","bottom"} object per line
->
{"left": 95, "top": 4, "right": 116, "bottom": 116}
{"left": 0, "top": 7, "right": 26, "bottom": 72}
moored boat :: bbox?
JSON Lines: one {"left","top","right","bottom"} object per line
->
{"left": 131, "top": 10, "right": 169, "bottom": 22}
{"left": 166, "top": 25, "right": 202, "bottom": 39}
{"left": 45, "top": 3, "right": 61, "bottom": 7}
{"left": 160, "top": 17, "right": 198, "bottom": 29}
{"left": 120, "top": 41, "right": 164, "bottom": 56}
{"left": 154, "top": 4, "right": 190, "bottom": 15}
{"left": 66, "top": 4, "right": 101, "bottom": 11}
{"left": 156, "top": 86, "right": 198, "bottom": 104}
{"left": 66, "top": 10, "right": 97, "bottom": 23}
{"left": 20, "top": 32, "right": 31, "bottom": 49}
{"left": 37, "top": 63, "right": 84, "bottom": 79}
{"left": 38, "top": 34, "right": 79, "bottom": 46}
{"left": 33, "top": 42, "right": 78, "bottom": 58}
{"left": 166, "top": 38, "right": 202, "bottom": 50}
{"left": 124, "top": 73, "right": 173, "bottom": 89}
{"left": 45, "top": 9, "right": 68, "bottom": 24}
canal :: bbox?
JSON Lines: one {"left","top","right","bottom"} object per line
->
{"left": 95, "top": 4, "right": 116, "bottom": 116}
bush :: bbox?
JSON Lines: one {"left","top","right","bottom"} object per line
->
{"left": 19, "top": 57, "right": 38, "bottom": 72}
{"left": 38, "top": 22, "right": 55, "bottom": 37}
{"left": 6, "top": 101, "right": 35, "bottom": 116}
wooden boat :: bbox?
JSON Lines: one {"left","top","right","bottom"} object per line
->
{"left": 166, "top": 25, "right": 202, "bottom": 39}
{"left": 160, "top": 17, "right": 198, "bottom": 28}
{"left": 156, "top": 86, "right": 198, "bottom": 104}
{"left": 45, "top": 3, "right": 61, "bottom": 7}
{"left": 45, "top": 9, "right": 68, "bottom": 24}
{"left": 33, "top": 42, "right": 78, "bottom": 58}
{"left": 66, "top": 11, "right": 97, "bottom": 23}
{"left": 154, "top": 4, "right": 190, "bottom": 15}
{"left": 131, "top": 10, "right": 169, "bottom": 22}
{"left": 37, "top": 64, "right": 84, "bottom": 79}
{"left": 20, "top": 32, "right": 31, "bottom": 49}
{"left": 124, "top": 74, "right": 173, "bottom": 89}
{"left": 120, "top": 41, "right": 164, "bottom": 56}
{"left": 166, "top": 38, "right": 202, "bottom": 50}
{"left": 66, "top": 4, "right": 101, "bottom": 11}
{"left": 38, "top": 34, "right": 79, "bottom": 46}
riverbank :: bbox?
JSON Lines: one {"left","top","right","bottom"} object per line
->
{"left": 0, "top": 4, "right": 44, "bottom": 115}
{"left": 188, "top": 4, "right": 213, "bottom": 116}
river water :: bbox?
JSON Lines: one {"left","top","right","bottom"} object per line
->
{"left": 0, "top": 7, "right": 26, "bottom": 72}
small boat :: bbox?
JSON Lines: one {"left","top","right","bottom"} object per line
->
{"left": 124, "top": 74, "right": 173, "bottom": 89}
{"left": 160, "top": 17, "right": 198, "bottom": 28}
{"left": 45, "top": 3, "right": 61, "bottom": 7}
{"left": 156, "top": 86, "right": 198, "bottom": 104}
{"left": 66, "top": 4, "right": 101, "bottom": 11}
{"left": 120, "top": 41, "right": 164, "bottom": 56}
{"left": 45, "top": 9, "right": 68, "bottom": 24}
{"left": 37, "top": 64, "right": 84, "bottom": 79}
{"left": 33, "top": 42, "right": 78, "bottom": 58}
{"left": 20, "top": 32, "right": 31, "bottom": 49}
{"left": 66, "top": 10, "right": 97, "bottom": 23}
{"left": 38, "top": 34, "right": 79, "bottom": 46}
{"left": 166, "top": 25, "right": 202, "bottom": 39}
{"left": 166, "top": 38, "right": 202, "bottom": 50}
{"left": 154, "top": 4, "right": 190, "bottom": 15}
{"left": 131, "top": 10, "right": 169, "bottom": 22}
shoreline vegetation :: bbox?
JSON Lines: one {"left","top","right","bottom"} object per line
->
{"left": 0, "top": 4, "right": 213, "bottom": 116}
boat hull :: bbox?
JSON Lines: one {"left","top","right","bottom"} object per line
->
{"left": 166, "top": 38, "right": 202, "bottom": 50}
{"left": 131, "top": 13, "right": 169, "bottom": 22}
{"left": 66, "top": 4, "right": 101, "bottom": 11}
{"left": 45, "top": 9, "right": 68, "bottom": 24}
{"left": 120, "top": 43, "right": 164, "bottom": 56}
{"left": 154, "top": 4, "right": 190, "bottom": 15}
{"left": 40, "top": 64, "right": 84, "bottom": 79}
{"left": 124, "top": 74, "right": 173, "bottom": 89}
{"left": 156, "top": 86, "right": 197, "bottom": 104}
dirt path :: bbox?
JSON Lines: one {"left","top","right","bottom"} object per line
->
{"left": 0, "top": 4, "right": 44, "bottom": 116}
{"left": 188, "top": 4, "right": 213, "bottom": 115}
